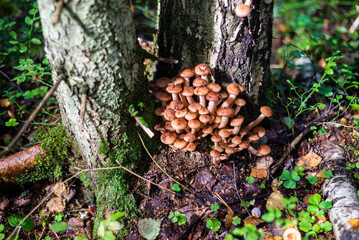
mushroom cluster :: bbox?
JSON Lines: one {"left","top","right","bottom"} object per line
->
{"left": 150, "top": 63, "right": 272, "bottom": 164}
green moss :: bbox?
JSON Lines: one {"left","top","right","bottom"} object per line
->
{"left": 14, "top": 126, "right": 75, "bottom": 184}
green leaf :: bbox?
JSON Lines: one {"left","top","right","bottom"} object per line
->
{"left": 109, "top": 212, "right": 125, "bottom": 221}
{"left": 108, "top": 221, "right": 124, "bottom": 231}
{"left": 9, "top": 31, "right": 17, "bottom": 39}
{"left": 280, "top": 170, "right": 290, "bottom": 180}
{"left": 312, "top": 223, "right": 322, "bottom": 232}
{"left": 307, "top": 205, "right": 319, "bottom": 214}
{"left": 31, "top": 38, "right": 42, "bottom": 45}
{"left": 0, "top": 233, "right": 4, "bottom": 240}
{"left": 320, "top": 221, "right": 333, "bottom": 232}
{"left": 211, "top": 203, "right": 220, "bottom": 212}
{"left": 171, "top": 184, "right": 181, "bottom": 192}
{"left": 177, "top": 214, "right": 187, "bottom": 226}
{"left": 104, "top": 231, "right": 116, "bottom": 240}
{"left": 50, "top": 221, "right": 68, "bottom": 233}
{"left": 5, "top": 119, "right": 19, "bottom": 127}
{"left": 308, "top": 175, "right": 318, "bottom": 184}
{"left": 283, "top": 117, "right": 295, "bottom": 129}
{"left": 261, "top": 212, "right": 275, "bottom": 222}
{"left": 232, "top": 216, "right": 241, "bottom": 226}
{"left": 137, "top": 218, "right": 161, "bottom": 240}
{"left": 29, "top": 9, "right": 37, "bottom": 15}
{"left": 291, "top": 170, "right": 301, "bottom": 181}
{"left": 0, "top": 224, "right": 3, "bottom": 232}
{"left": 322, "top": 169, "right": 333, "bottom": 178}
{"left": 283, "top": 180, "right": 296, "bottom": 189}
{"left": 206, "top": 219, "right": 213, "bottom": 228}
{"left": 319, "top": 201, "right": 332, "bottom": 209}
{"left": 74, "top": 237, "right": 89, "bottom": 240}
{"left": 25, "top": 17, "right": 33, "bottom": 25}
{"left": 246, "top": 176, "right": 255, "bottom": 183}
{"left": 308, "top": 194, "right": 321, "bottom": 206}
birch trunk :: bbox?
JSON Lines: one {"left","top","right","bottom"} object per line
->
{"left": 37, "top": 0, "right": 152, "bottom": 226}
{"left": 157, "top": 0, "right": 273, "bottom": 106}
{"left": 321, "top": 141, "right": 359, "bottom": 239}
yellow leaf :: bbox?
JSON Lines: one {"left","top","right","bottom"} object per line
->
{"left": 297, "top": 149, "right": 322, "bottom": 169}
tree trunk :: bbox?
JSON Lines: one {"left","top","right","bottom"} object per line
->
{"left": 37, "top": 0, "right": 154, "bottom": 229}
{"left": 321, "top": 140, "right": 359, "bottom": 239}
{"left": 157, "top": 0, "right": 273, "bottom": 106}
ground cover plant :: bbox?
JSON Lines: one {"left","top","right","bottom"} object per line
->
{"left": 0, "top": 0, "right": 358, "bottom": 239}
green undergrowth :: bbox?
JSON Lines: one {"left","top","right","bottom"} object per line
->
{"left": 13, "top": 125, "right": 75, "bottom": 184}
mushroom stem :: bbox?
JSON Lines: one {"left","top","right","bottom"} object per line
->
{"left": 240, "top": 106, "right": 272, "bottom": 135}
{"left": 218, "top": 116, "right": 230, "bottom": 129}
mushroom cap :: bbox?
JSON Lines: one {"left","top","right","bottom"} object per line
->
{"left": 172, "top": 76, "right": 185, "bottom": 85}
{"left": 234, "top": 98, "right": 246, "bottom": 107}
{"left": 210, "top": 150, "right": 221, "bottom": 158}
{"left": 166, "top": 83, "right": 182, "bottom": 94}
{"left": 257, "top": 145, "right": 271, "bottom": 156}
{"left": 202, "top": 126, "right": 213, "bottom": 134}
{"left": 199, "top": 114, "right": 211, "bottom": 124}
{"left": 248, "top": 133, "right": 260, "bottom": 142}
{"left": 154, "top": 91, "right": 172, "bottom": 102}
{"left": 215, "top": 146, "right": 224, "bottom": 152}
{"left": 164, "top": 121, "right": 175, "bottom": 131}
{"left": 227, "top": 83, "right": 241, "bottom": 96}
{"left": 206, "top": 92, "right": 220, "bottom": 102}
{"left": 184, "top": 133, "right": 196, "bottom": 143}
{"left": 225, "top": 147, "right": 235, "bottom": 154}
{"left": 156, "top": 77, "right": 172, "bottom": 88}
{"left": 207, "top": 83, "right": 221, "bottom": 92}
{"left": 231, "top": 136, "right": 242, "bottom": 145}
{"left": 211, "top": 134, "right": 222, "bottom": 143}
{"left": 219, "top": 129, "right": 231, "bottom": 138}
{"left": 163, "top": 109, "right": 176, "bottom": 121}
{"left": 194, "top": 86, "right": 209, "bottom": 96}
{"left": 185, "top": 111, "right": 198, "bottom": 121}
{"left": 219, "top": 91, "right": 228, "bottom": 99}
{"left": 188, "top": 102, "right": 202, "bottom": 112}
{"left": 193, "top": 78, "right": 208, "bottom": 87}
{"left": 235, "top": 4, "right": 251, "bottom": 18}
{"left": 154, "top": 122, "right": 165, "bottom": 132}
{"left": 185, "top": 142, "right": 197, "bottom": 152}
{"left": 188, "top": 119, "right": 202, "bottom": 129}
{"left": 238, "top": 141, "right": 249, "bottom": 149}
{"left": 260, "top": 106, "right": 272, "bottom": 117}
{"left": 168, "top": 100, "right": 184, "bottom": 110}
{"left": 161, "top": 131, "right": 177, "bottom": 145}
{"left": 253, "top": 126, "right": 266, "bottom": 138}
{"left": 174, "top": 139, "right": 188, "bottom": 149}
{"left": 171, "top": 118, "right": 188, "bottom": 130}
{"left": 179, "top": 68, "right": 195, "bottom": 78}
{"left": 155, "top": 106, "right": 166, "bottom": 116}
{"left": 194, "top": 63, "right": 211, "bottom": 76}
{"left": 199, "top": 107, "right": 210, "bottom": 115}
{"left": 217, "top": 107, "right": 234, "bottom": 117}
{"left": 182, "top": 87, "right": 194, "bottom": 96}
{"left": 283, "top": 228, "right": 301, "bottom": 240}
{"left": 230, "top": 115, "right": 245, "bottom": 127}
{"left": 175, "top": 108, "right": 188, "bottom": 118}
{"left": 148, "top": 81, "right": 158, "bottom": 91}
{"left": 214, "top": 116, "right": 222, "bottom": 124}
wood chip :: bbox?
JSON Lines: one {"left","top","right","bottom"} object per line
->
{"left": 250, "top": 167, "right": 268, "bottom": 179}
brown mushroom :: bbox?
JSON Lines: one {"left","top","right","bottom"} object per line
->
{"left": 183, "top": 133, "right": 196, "bottom": 143}
{"left": 185, "top": 142, "right": 197, "bottom": 152}
{"left": 253, "top": 126, "right": 266, "bottom": 138}
{"left": 247, "top": 144, "right": 271, "bottom": 156}
{"left": 241, "top": 106, "right": 272, "bottom": 134}
{"left": 194, "top": 63, "right": 211, "bottom": 81}
{"left": 233, "top": 98, "right": 246, "bottom": 116}
{"left": 175, "top": 108, "right": 188, "bottom": 118}
{"left": 185, "top": 111, "right": 198, "bottom": 121}
{"left": 193, "top": 78, "right": 208, "bottom": 87}
{"left": 206, "top": 92, "right": 220, "bottom": 114}
{"left": 210, "top": 150, "right": 221, "bottom": 164}
{"left": 179, "top": 68, "right": 195, "bottom": 87}
{"left": 235, "top": 3, "right": 251, "bottom": 18}
{"left": 194, "top": 86, "right": 209, "bottom": 107}
{"left": 182, "top": 87, "right": 195, "bottom": 104}
{"left": 171, "top": 118, "right": 188, "bottom": 133}
{"left": 154, "top": 91, "right": 172, "bottom": 106}
{"left": 166, "top": 83, "right": 182, "bottom": 101}
{"left": 161, "top": 131, "right": 177, "bottom": 145}
{"left": 156, "top": 77, "right": 172, "bottom": 89}
{"left": 217, "top": 107, "right": 234, "bottom": 129}
{"left": 283, "top": 228, "right": 301, "bottom": 240}
{"left": 200, "top": 126, "right": 213, "bottom": 138}
{"left": 221, "top": 83, "right": 244, "bottom": 108}
{"left": 188, "top": 102, "right": 202, "bottom": 112}
{"left": 230, "top": 115, "right": 244, "bottom": 134}
{"left": 163, "top": 109, "right": 176, "bottom": 121}
{"left": 188, "top": 119, "right": 202, "bottom": 134}
{"left": 174, "top": 139, "right": 188, "bottom": 149}
{"left": 211, "top": 134, "right": 222, "bottom": 151}
{"left": 207, "top": 83, "right": 221, "bottom": 92}
{"left": 154, "top": 106, "right": 166, "bottom": 117}
{"left": 168, "top": 100, "right": 184, "bottom": 110}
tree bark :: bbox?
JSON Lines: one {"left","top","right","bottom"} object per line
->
{"left": 321, "top": 140, "right": 359, "bottom": 239}
{"left": 157, "top": 0, "right": 273, "bottom": 106}
{"left": 37, "top": 0, "right": 153, "bottom": 227}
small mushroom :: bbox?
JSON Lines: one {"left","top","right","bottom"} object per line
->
{"left": 233, "top": 98, "right": 246, "bottom": 116}
{"left": 163, "top": 108, "right": 176, "bottom": 121}
{"left": 283, "top": 228, "right": 301, "bottom": 240}
{"left": 194, "top": 63, "right": 211, "bottom": 81}
{"left": 188, "top": 119, "right": 202, "bottom": 134}
{"left": 206, "top": 92, "right": 220, "bottom": 115}
{"left": 200, "top": 126, "right": 213, "bottom": 138}
{"left": 173, "top": 139, "right": 188, "bottom": 149}
{"left": 156, "top": 77, "right": 172, "bottom": 89}
{"left": 185, "top": 142, "right": 197, "bottom": 152}
{"left": 217, "top": 107, "right": 234, "bottom": 129}
{"left": 247, "top": 144, "right": 271, "bottom": 156}
{"left": 182, "top": 87, "right": 196, "bottom": 104}
{"left": 199, "top": 114, "right": 211, "bottom": 125}
{"left": 168, "top": 100, "right": 184, "bottom": 110}
{"left": 183, "top": 133, "right": 196, "bottom": 143}
{"left": 210, "top": 150, "right": 221, "bottom": 164}
{"left": 188, "top": 102, "right": 202, "bottom": 113}
{"left": 154, "top": 91, "right": 172, "bottom": 106}
{"left": 154, "top": 106, "right": 166, "bottom": 117}
{"left": 175, "top": 108, "right": 188, "bottom": 118}
{"left": 179, "top": 68, "right": 195, "bottom": 87}
{"left": 185, "top": 111, "right": 198, "bottom": 121}
{"left": 253, "top": 126, "right": 266, "bottom": 138}
{"left": 235, "top": 1, "right": 252, "bottom": 18}
{"left": 166, "top": 83, "right": 182, "bottom": 101}
{"left": 221, "top": 83, "right": 244, "bottom": 108}
{"left": 241, "top": 106, "right": 272, "bottom": 134}
{"left": 207, "top": 83, "right": 221, "bottom": 92}
{"left": 171, "top": 118, "right": 188, "bottom": 133}
{"left": 230, "top": 115, "right": 244, "bottom": 134}
{"left": 161, "top": 131, "right": 177, "bottom": 145}
{"left": 211, "top": 134, "right": 222, "bottom": 151}
{"left": 194, "top": 86, "right": 209, "bottom": 107}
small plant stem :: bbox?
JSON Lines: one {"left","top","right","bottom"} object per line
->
{"left": 131, "top": 114, "right": 154, "bottom": 138}
{"left": 0, "top": 74, "right": 65, "bottom": 157}
{"left": 137, "top": 132, "right": 195, "bottom": 194}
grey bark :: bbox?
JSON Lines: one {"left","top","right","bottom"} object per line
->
{"left": 37, "top": 0, "right": 144, "bottom": 175}
{"left": 321, "top": 141, "right": 359, "bottom": 239}
{"left": 157, "top": 0, "right": 273, "bottom": 106}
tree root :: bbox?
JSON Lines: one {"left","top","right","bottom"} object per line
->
{"left": 321, "top": 140, "right": 359, "bottom": 239}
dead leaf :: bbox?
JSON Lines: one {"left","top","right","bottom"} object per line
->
{"left": 266, "top": 191, "right": 285, "bottom": 211}
{"left": 8, "top": 110, "right": 15, "bottom": 118}
{"left": 243, "top": 216, "right": 263, "bottom": 226}
{"left": 353, "top": 129, "right": 359, "bottom": 138}
{"left": 46, "top": 197, "right": 66, "bottom": 213}
{"left": 271, "top": 178, "right": 283, "bottom": 192}
{"left": 225, "top": 210, "right": 234, "bottom": 230}
{"left": 303, "top": 194, "right": 311, "bottom": 205}
{"left": 256, "top": 156, "right": 274, "bottom": 170}
{"left": 0, "top": 98, "right": 10, "bottom": 107}
{"left": 250, "top": 167, "right": 268, "bottom": 179}
{"left": 53, "top": 182, "right": 67, "bottom": 198}
{"left": 348, "top": 218, "right": 359, "bottom": 230}
{"left": 297, "top": 149, "right": 322, "bottom": 169}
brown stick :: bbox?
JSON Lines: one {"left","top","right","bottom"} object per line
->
{"left": 0, "top": 74, "right": 64, "bottom": 157}
{"left": 0, "top": 144, "right": 43, "bottom": 178}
